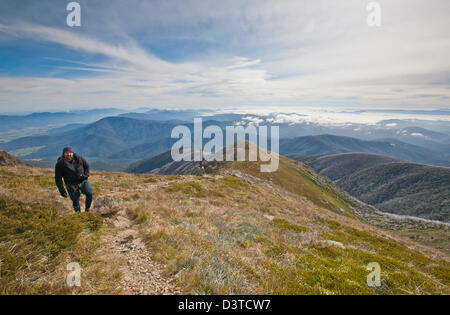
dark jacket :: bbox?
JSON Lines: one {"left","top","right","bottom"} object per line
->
{"left": 55, "top": 153, "right": 90, "bottom": 195}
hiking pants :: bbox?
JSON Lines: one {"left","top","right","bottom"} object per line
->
{"left": 66, "top": 180, "right": 93, "bottom": 212}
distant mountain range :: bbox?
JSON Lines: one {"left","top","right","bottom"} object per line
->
{"left": 126, "top": 132, "right": 450, "bottom": 175}
{"left": 297, "top": 153, "right": 450, "bottom": 222}
{"left": 0, "top": 108, "right": 126, "bottom": 132}
{"left": 126, "top": 150, "right": 174, "bottom": 173}
{"left": 0, "top": 117, "right": 180, "bottom": 159}
{"left": 300, "top": 153, "right": 405, "bottom": 180}
{"left": 3, "top": 120, "right": 447, "bottom": 170}
{"left": 0, "top": 116, "right": 231, "bottom": 162}
{"left": 119, "top": 108, "right": 213, "bottom": 121}
{"left": 108, "top": 137, "right": 177, "bottom": 159}
{"left": 281, "top": 134, "right": 450, "bottom": 167}
{"left": 0, "top": 109, "right": 449, "bottom": 170}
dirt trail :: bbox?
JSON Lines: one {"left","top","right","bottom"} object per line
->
{"left": 99, "top": 214, "right": 182, "bottom": 295}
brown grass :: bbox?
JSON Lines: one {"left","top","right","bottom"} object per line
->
{"left": 0, "top": 163, "right": 449, "bottom": 295}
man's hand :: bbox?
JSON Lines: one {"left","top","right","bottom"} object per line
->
{"left": 80, "top": 174, "right": 88, "bottom": 181}
{"left": 60, "top": 191, "right": 68, "bottom": 198}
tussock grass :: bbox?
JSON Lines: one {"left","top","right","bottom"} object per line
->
{"left": 165, "top": 181, "right": 206, "bottom": 197}
{"left": 0, "top": 196, "right": 105, "bottom": 294}
{"left": 272, "top": 218, "right": 308, "bottom": 233}
{"left": 228, "top": 156, "right": 356, "bottom": 217}
{"left": 0, "top": 166, "right": 120, "bottom": 294}
{"left": 123, "top": 170, "right": 449, "bottom": 294}
{"left": 126, "top": 205, "right": 148, "bottom": 224}
{"left": 1, "top": 162, "right": 449, "bottom": 295}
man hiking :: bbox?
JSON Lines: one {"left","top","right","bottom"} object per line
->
{"left": 55, "top": 146, "right": 93, "bottom": 213}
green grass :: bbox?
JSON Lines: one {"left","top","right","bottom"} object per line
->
{"left": 0, "top": 196, "right": 103, "bottom": 294}
{"left": 127, "top": 205, "right": 149, "bottom": 224}
{"left": 272, "top": 218, "right": 308, "bottom": 233}
{"left": 259, "top": 240, "right": 448, "bottom": 295}
{"left": 316, "top": 225, "right": 450, "bottom": 293}
{"left": 232, "top": 157, "right": 356, "bottom": 217}
{"left": 221, "top": 176, "right": 249, "bottom": 189}
{"left": 140, "top": 191, "right": 449, "bottom": 294}
{"left": 164, "top": 181, "right": 206, "bottom": 197}
{"left": 1, "top": 157, "right": 448, "bottom": 295}
{"left": 115, "top": 182, "right": 130, "bottom": 189}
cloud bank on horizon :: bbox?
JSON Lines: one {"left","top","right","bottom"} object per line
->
{"left": 0, "top": 0, "right": 449, "bottom": 113}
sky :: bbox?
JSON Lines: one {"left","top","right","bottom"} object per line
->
{"left": 0, "top": 0, "right": 449, "bottom": 114}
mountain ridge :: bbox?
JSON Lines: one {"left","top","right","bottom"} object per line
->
{"left": 281, "top": 134, "right": 450, "bottom": 166}
{"left": 298, "top": 153, "right": 450, "bottom": 222}
{"left": 0, "top": 150, "right": 449, "bottom": 294}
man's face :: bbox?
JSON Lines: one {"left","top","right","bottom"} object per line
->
{"left": 64, "top": 152, "right": 73, "bottom": 162}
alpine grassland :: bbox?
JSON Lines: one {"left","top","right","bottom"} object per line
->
{"left": 0, "top": 148, "right": 448, "bottom": 294}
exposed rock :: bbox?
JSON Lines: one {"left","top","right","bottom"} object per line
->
{"left": 118, "top": 229, "right": 138, "bottom": 241}
{"left": 114, "top": 216, "right": 132, "bottom": 228}
{"left": 93, "top": 196, "right": 120, "bottom": 216}
{"left": 0, "top": 150, "right": 23, "bottom": 166}
{"left": 100, "top": 230, "right": 182, "bottom": 295}
{"left": 131, "top": 238, "right": 144, "bottom": 248}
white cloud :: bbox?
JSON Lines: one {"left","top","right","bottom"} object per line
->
{"left": 242, "top": 116, "right": 264, "bottom": 126}
{"left": 0, "top": 23, "right": 276, "bottom": 109}
{"left": 0, "top": 0, "right": 449, "bottom": 112}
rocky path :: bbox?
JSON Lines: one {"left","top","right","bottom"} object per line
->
{"left": 99, "top": 214, "right": 182, "bottom": 295}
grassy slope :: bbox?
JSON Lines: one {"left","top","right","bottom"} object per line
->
{"left": 336, "top": 163, "right": 450, "bottom": 221}
{"left": 0, "top": 160, "right": 449, "bottom": 294}
{"left": 228, "top": 155, "right": 359, "bottom": 218}
{"left": 0, "top": 166, "right": 122, "bottom": 294}
{"left": 297, "top": 153, "right": 449, "bottom": 222}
